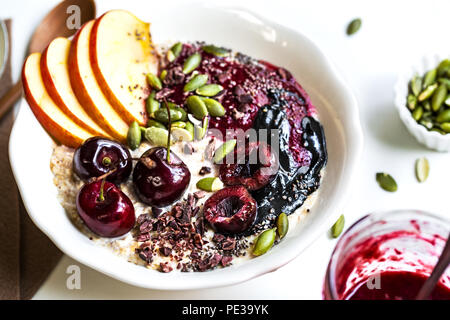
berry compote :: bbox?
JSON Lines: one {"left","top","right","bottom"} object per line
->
{"left": 160, "top": 43, "right": 327, "bottom": 231}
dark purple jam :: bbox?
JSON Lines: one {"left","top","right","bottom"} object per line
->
{"left": 159, "top": 43, "right": 327, "bottom": 232}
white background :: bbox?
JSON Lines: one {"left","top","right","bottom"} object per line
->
{"left": 3, "top": 0, "right": 450, "bottom": 299}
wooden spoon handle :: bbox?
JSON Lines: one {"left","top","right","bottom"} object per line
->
{"left": 0, "top": 80, "right": 22, "bottom": 119}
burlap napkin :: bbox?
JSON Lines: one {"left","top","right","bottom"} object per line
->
{"left": 0, "top": 20, "right": 62, "bottom": 300}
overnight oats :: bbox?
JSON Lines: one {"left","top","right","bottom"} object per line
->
{"left": 24, "top": 10, "right": 327, "bottom": 273}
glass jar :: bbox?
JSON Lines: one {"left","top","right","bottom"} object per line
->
{"left": 323, "top": 210, "right": 450, "bottom": 300}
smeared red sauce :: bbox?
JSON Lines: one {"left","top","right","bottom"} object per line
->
{"left": 332, "top": 220, "right": 450, "bottom": 300}
{"left": 159, "top": 43, "right": 316, "bottom": 167}
{"left": 346, "top": 271, "right": 450, "bottom": 300}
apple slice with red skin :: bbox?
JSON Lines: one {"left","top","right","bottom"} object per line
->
{"left": 68, "top": 20, "right": 129, "bottom": 142}
{"left": 90, "top": 10, "right": 158, "bottom": 126}
{"left": 41, "top": 37, "right": 110, "bottom": 138}
{"left": 22, "top": 53, "right": 92, "bottom": 148}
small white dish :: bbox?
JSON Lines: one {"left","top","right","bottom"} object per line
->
{"left": 9, "top": 4, "right": 363, "bottom": 290}
{"left": 395, "top": 53, "right": 450, "bottom": 152}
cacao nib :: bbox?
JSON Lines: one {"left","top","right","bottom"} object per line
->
{"left": 199, "top": 166, "right": 212, "bottom": 175}
{"left": 212, "top": 233, "right": 225, "bottom": 244}
{"left": 195, "top": 217, "right": 205, "bottom": 235}
{"left": 155, "top": 87, "right": 175, "bottom": 100}
{"left": 159, "top": 246, "right": 172, "bottom": 257}
{"left": 162, "top": 66, "right": 185, "bottom": 86}
{"left": 193, "top": 190, "right": 207, "bottom": 199}
{"left": 160, "top": 262, "right": 172, "bottom": 273}
{"left": 222, "top": 237, "right": 236, "bottom": 251}
{"left": 221, "top": 255, "right": 233, "bottom": 267}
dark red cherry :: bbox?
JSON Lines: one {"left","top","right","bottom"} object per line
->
{"left": 76, "top": 180, "right": 135, "bottom": 238}
{"left": 203, "top": 185, "right": 257, "bottom": 234}
{"left": 73, "top": 137, "right": 132, "bottom": 184}
{"left": 219, "top": 141, "right": 278, "bottom": 191}
{"left": 132, "top": 147, "right": 191, "bottom": 208}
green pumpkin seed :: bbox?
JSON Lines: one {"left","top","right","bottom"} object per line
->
{"left": 144, "top": 127, "right": 172, "bottom": 146}
{"left": 418, "top": 83, "right": 438, "bottom": 102}
{"left": 167, "top": 43, "right": 183, "bottom": 62}
{"left": 167, "top": 50, "right": 176, "bottom": 62}
{"left": 146, "top": 91, "right": 160, "bottom": 115}
{"left": 415, "top": 157, "right": 429, "bottom": 183}
{"left": 412, "top": 106, "right": 424, "bottom": 121}
{"left": 153, "top": 108, "right": 183, "bottom": 123}
{"left": 170, "top": 106, "right": 187, "bottom": 121}
{"left": 422, "top": 100, "right": 431, "bottom": 111}
{"left": 147, "top": 119, "right": 166, "bottom": 129}
{"left": 438, "top": 78, "right": 450, "bottom": 89}
{"left": 346, "top": 18, "right": 362, "bottom": 36}
{"left": 202, "top": 45, "right": 230, "bottom": 57}
{"left": 253, "top": 228, "right": 276, "bottom": 256}
{"left": 194, "top": 116, "right": 209, "bottom": 140}
{"left": 167, "top": 101, "right": 177, "bottom": 108}
{"left": 410, "top": 74, "right": 423, "bottom": 97}
{"left": 431, "top": 84, "right": 448, "bottom": 112}
{"left": 186, "top": 95, "right": 209, "bottom": 119}
{"left": 440, "top": 122, "right": 450, "bottom": 133}
{"left": 146, "top": 72, "right": 162, "bottom": 90}
{"left": 431, "top": 127, "right": 446, "bottom": 135}
{"left": 407, "top": 94, "right": 417, "bottom": 110}
{"left": 171, "top": 121, "right": 186, "bottom": 129}
{"left": 160, "top": 69, "right": 167, "bottom": 81}
{"left": 196, "top": 177, "right": 223, "bottom": 192}
{"left": 422, "top": 110, "right": 432, "bottom": 119}
{"left": 196, "top": 84, "right": 224, "bottom": 97}
{"left": 202, "top": 98, "right": 226, "bottom": 117}
{"left": 331, "top": 214, "right": 345, "bottom": 238}
{"left": 170, "top": 42, "right": 183, "bottom": 57}
{"left": 436, "top": 109, "right": 450, "bottom": 123}
{"left": 376, "top": 172, "right": 398, "bottom": 192}
{"left": 419, "top": 119, "right": 433, "bottom": 130}
{"left": 127, "top": 121, "right": 141, "bottom": 150}
{"left": 213, "top": 139, "right": 237, "bottom": 164}
{"left": 185, "top": 121, "right": 194, "bottom": 138}
{"left": 437, "top": 59, "right": 450, "bottom": 76}
{"left": 422, "top": 69, "right": 437, "bottom": 89}
{"left": 183, "top": 52, "right": 201, "bottom": 74}
{"left": 184, "top": 74, "right": 208, "bottom": 92}
{"left": 445, "top": 95, "right": 450, "bottom": 106}
{"left": 171, "top": 127, "right": 193, "bottom": 142}
{"left": 276, "top": 213, "right": 289, "bottom": 239}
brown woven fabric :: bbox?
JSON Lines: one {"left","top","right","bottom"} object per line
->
{"left": 0, "top": 20, "right": 62, "bottom": 300}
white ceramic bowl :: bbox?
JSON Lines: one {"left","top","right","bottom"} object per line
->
{"left": 9, "top": 4, "right": 363, "bottom": 290}
{"left": 395, "top": 53, "right": 450, "bottom": 152}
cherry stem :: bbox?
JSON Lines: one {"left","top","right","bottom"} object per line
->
{"left": 164, "top": 98, "right": 171, "bottom": 164}
{"left": 98, "top": 178, "right": 106, "bottom": 202}
{"left": 90, "top": 167, "right": 118, "bottom": 183}
{"left": 102, "top": 157, "right": 112, "bottom": 166}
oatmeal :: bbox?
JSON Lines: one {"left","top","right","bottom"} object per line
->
{"left": 50, "top": 41, "right": 327, "bottom": 273}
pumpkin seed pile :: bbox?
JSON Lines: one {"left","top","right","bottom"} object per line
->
{"left": 407, "top": 59, "right": 450, "bottom": 134}
{"left": 127, "top": 43, "right": 228, "bottom": 150}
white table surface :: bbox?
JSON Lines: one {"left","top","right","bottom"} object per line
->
{"left": 3, "top": 0, "right": 450, "bottom": 299}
